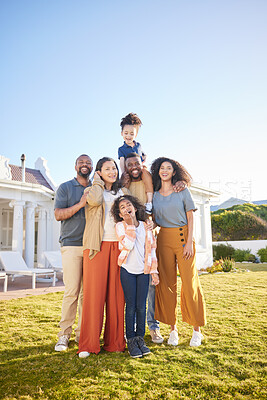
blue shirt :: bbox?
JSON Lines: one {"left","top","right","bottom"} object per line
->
{"left": 54, "top": 178, "right": 91, "bottom": 246}
{"left": 153, "top": 189, "right": 197, "bottom": 228}
{"left": 118, "top": 141, "right": 146, "bottom": 162}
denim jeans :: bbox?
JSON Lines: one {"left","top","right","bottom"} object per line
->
{"left": 146, "top": 275, "right": 160, "bottom": 330}
{"left": 120, "top": 267, "right": 149, "bottom": 339}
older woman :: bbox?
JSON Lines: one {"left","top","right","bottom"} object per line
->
{"left": 151, "top": 157, "right": 206, "bottom": 347}
{"left": 78, "top": 157, "right": 129, "bottom": 358}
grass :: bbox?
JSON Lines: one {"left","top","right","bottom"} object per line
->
{"left": 0, "top": 265, "right": 266, "bottom": 399}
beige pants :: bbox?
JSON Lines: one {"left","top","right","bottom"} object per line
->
{"left": 58, "top": 246, "right": 83, "bottom": 340}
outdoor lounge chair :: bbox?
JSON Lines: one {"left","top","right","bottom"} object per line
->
{"left": 0, "top": 251, "right": 56, "bottom": 289}
{"left": 0, "top": 272, "right": 8, "bottom": 292}
{"left": 43, "top": 251, "right": 63, "bottom": 271}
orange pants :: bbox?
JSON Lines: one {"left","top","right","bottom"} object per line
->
{"left": 78, "top": 242, "right": 125, "bottom": 354}
{"left": 155, "top": 225, "right": 206, "bottom": 327}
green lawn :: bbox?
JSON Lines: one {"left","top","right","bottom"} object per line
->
{"left": 0, "top": 265, "right": 266, "bottom": 400}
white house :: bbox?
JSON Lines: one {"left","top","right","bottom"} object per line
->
{"left": 0, "top": 154, "right": 60, "bottom": 268}
{"left": 0, "top": 154, "right": 219, "bottom": 270}
{"left": 190, "top": 184, "right": 220, "bottom": 269}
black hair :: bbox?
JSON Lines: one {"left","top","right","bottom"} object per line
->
{"left": 151, "top": 157, "right": 192, "bottom": 191}
{"left": 120, "top": 113, "right": 142, "bottom": 131}
{"left": 95, "top": 157, "right": 121, "bottom": 194}
{"left": 111, "top": 195, "right": 148, "bottom": 223}
{"left": 125, "top": 152, "right": 141, "bottom": 161}
{"left": 75, "top": 154, "right": 91, "bottom": 165}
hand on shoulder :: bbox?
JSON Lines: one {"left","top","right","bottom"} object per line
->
{"left": 173, "top": 181, "right": 187, "bottom": 193}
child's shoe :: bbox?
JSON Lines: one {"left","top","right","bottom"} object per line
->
{"left": 127, "top": 337, "right": 142, "bottom": 358}
{"left": 167, "top": 330, "right": 179, "bottom": 346}
{"left": 145, "top": 202, "right": 153, "bottom": 214}
{"left": 190, "top": 330, "right": 204, "bottom": 347}
{"left": 136, "top": 336, "right": 151, "bottom": 355}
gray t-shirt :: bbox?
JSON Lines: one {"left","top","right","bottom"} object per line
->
{"left": 153, "top": 188, "right": 197, "bottom": 228}
{"left": 54, "top": 178, "right": 91, "bottom": 246}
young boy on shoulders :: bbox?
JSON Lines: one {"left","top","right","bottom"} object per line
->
{"left": 118, "top": 113, "right": 153, "bottom": 213}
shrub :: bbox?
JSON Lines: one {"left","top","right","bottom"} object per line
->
{"left": 211, "top": 208, "right": 267, "bottom": 241}
{"left": 206, "top": 259, "right": 224, "bottom": 273}
{"left": 213, "top": 244, "right": 235, "bottom": 260}
{"left": 222, "top": 258, "right": 235, "bottom": 272}
{"left": 206, "top": 258, "right": 235, "bottom": 273}
{"left": 258, "top": 246, "right": 267, "bottom": 262}
{"left": 233, "top": 249, "right": 256, "bottom": 262}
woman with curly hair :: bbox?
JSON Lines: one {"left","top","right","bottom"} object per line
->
{"left": 151, "top": 157, "right": 206, "bottom": 347}
{"left": 78, "top": 157, "right": 129, "bottom": 358}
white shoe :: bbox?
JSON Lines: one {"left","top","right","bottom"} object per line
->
{"left": 55, "top": 335, "right": 69, "bottom": 352}
{"left": 150, "top": 329, "right": 164, "bottom": 344}
{"left": 167, "top": 330, "right": 179, "bottom": 346}
{"left": 190, "top": 330, "right": 204, "bottom": 347}
{"left": 79, "top": 351, "right": 90, "bottom": 358}
{"left": 145, "top": 202, "right": 153, "bottom": 214}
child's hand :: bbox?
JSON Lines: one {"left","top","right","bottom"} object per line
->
{"left": 183, "top": 241, "right": 194, "bottom": 260}
{"left": 144, "top": 219, "right": 153, "bottom": 231}
{"left": 151, "top": 273, "right": 159, "bottom": 286}
{"left": 121, "top": 210, "right": 135, "bottom": 226}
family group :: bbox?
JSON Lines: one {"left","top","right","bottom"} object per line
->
{"left": 54, "top": 113, "right": 206, "bottom": 358}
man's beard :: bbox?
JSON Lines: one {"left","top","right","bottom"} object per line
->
{"left": 129, "top": 172, "right": 142, "bottom": 181}
{"left": 78, "top": 168, "right": 91, "bottom": 178}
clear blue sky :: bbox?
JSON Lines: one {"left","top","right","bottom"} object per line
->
{"left": 1, "top": 0, "right": 266, "bottom": 202}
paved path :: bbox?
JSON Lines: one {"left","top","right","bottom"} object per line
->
{"left": 0, "top": 275, "right": 65, "bottom": 301}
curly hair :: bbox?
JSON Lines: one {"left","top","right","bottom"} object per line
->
{"left": 120, "top": 113, "right": 142, "bottom": 130}
{"left": 111, "top": 195, "right": 148, "bottom": 223}
{"left": 95, "top": 157, "right": 121, "bottom": 195}
{"left": 151, "top": 157, "right": 192, "bottom": 192}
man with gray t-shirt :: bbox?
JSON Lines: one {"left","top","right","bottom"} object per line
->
{"left": 54, "top": 154, "right": 93, "bottom": 352}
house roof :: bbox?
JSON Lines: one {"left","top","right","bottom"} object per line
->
{"left": 9, "top": 165, "right": 54, "bottom": 191}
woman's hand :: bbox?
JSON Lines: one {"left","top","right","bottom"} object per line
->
{"left": 151, "top": 273, "right": 159, "bottom": 286}
{"left": 183, "top": 241, "right": 194, "bottom": 260}
{"left": 121, "top": 172, "right": 131, "bottom": 188}
{"left": 93, "top": 171, "right": 103, "bottom": 181}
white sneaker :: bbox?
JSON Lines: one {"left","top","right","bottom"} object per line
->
{"left": 55, "top": 335, "right": 69, "bottom": 352}
{"left": 145, "top": 202, "right": 153, "bottom": 214}
{"left": 150, "top": 329, "right": 164, "bottom": 344}
{"left": 167, "top": 330, "right": 179, "bottom": 346}
{"left": 190, "top": 330, "right": 204, "bottom": 347}
{"left": 79, "top": 351, "right": 90, "bottom": 358}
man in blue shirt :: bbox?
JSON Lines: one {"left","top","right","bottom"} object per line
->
{"left": 54, "top": 154, "right": 93, "bottom": 352}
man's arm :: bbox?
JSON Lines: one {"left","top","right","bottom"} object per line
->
{"left": 54, "top": 193, "right": 87, "bottom": 221}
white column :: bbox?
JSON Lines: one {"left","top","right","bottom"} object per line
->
{"left": 25, "top": 202, "right": 36, "bottom": 268}
{"left": 9, "top": 200, "right": 25, "bottom": 255}
{"left": 37, "top": 207, "right": 47, "bottom": 268}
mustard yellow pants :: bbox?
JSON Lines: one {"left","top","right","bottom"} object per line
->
{"left": 155, "top": 225, "right": 206, "bottom": 327}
